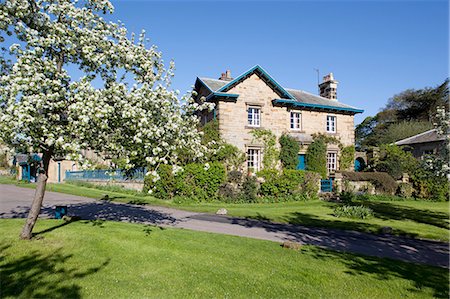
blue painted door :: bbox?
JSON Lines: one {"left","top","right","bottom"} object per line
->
{"left": 297, "top": 154, "right": 306, "bottom": 170}
{"left": 21, "top": 165, "right": 29, "bottom": 181}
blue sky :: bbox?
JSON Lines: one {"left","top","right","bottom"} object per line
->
{"left": 109, "top": 0, "right": 448, "bottom": 125}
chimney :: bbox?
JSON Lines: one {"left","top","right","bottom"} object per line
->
{"left": 318, "top": 73, "right": 338, "bottom": 100}
{"left": 219, "top": 70, "right": 233, "bottom": 81}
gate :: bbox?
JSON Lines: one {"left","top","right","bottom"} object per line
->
{"left": 320, "top": 179, "right": 333, "bottom": 192}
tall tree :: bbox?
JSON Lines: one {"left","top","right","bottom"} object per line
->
{"left": 0, "top": 0, "right": 211, "bottom": 239}
{"left": 356, "top": 79, "right": 448, "bottom": 149}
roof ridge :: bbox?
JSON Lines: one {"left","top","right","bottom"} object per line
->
{"left": 395, "top": 129, "right": 438, "bottom": 144}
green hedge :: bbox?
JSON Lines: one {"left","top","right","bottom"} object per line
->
{"left": 340, "top": 171, "right": 398, "bottom": 195}
{"left": 257, "top": 169, "right": 319, "bottom": 200}
{"left": 144, "top": 162, "right": 226, "bottom": 202}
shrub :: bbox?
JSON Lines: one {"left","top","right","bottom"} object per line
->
{"left": 279, "top": 134, "right": 300, "bottom": 169}
{"left": 339, "top": 171, "right": 397, "bottom": 195}
{"left": 144, "top": 164, "right": 176, "bottom": 198}
{"left": 306, "top": 138, "right": 327, "bottom": 178}
{"left": 333, "top": 205, "right": 374, "bottom": 219}
{"left": 396, "top": 183, "right": 414, "bottom": 198}
{"left": 411, "top": 167, "right": 449, "bottom": 201}
{"left": 256, "top": 169, "right": 318, "bottom": 200}
{"left": 240, "top": 176, "right": 259, "bottom": 202}
{"left": 144, "top": 162, "right": 226, "bottom": 201}
{"left": 227, "top": 170, "right": 243, "bottom": 184}
{"left": 374, "top": 144, "right": 418, "bottom": 180}
{"left": 301, "top": 171, "right": 320, "bottom": 199}
{"left": 339, "top": 191, "right": 356, "bottom": 203}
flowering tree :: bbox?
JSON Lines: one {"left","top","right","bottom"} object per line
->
{"left": 0, "top": 0, "right": 210, "bottom": 239}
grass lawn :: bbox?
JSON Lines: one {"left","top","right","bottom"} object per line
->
{"left": 1, "top": 176, "right": 449, "bottom": 241}
{"left": 1, "top": 219, "right": 448, "bottom": 299}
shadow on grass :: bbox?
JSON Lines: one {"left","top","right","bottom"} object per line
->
{"left": 307, "top": 247, "right": 449, "bottom": 299}
{"left": 33, "top": 219, "right": 79, "bottom": 237}
{"left": 355, "top": 201, "right": 449, "bottom": 229}
{"left": 0, "top": 245, "right": 109, "bottom": 298}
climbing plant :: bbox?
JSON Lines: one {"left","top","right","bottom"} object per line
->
{"left": 251, "top": 129, "right": 279, "bottom": 169}
{"left": 279, "top": 134, "right": 299, "bottom": 169}
{"left": 305, "top": 138, "right": 327, "bottom": 178}
{"left": 339, "top": 146, "right": 355, "bottom": 170}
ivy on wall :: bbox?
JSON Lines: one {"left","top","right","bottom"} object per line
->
{"left": 339, "top": 146, "right": 356, "bottom": 170}
{"left": 305, "top": 137, "right": 327, "bottom": 178}
{"left": 279, "top": 134, "right": 300, "bottom": 169}
{"left": 251, "top": 129, "right": 279, "bottom": 169}
{"left": 306, "top": 133, "right": 355, "bottom": 177}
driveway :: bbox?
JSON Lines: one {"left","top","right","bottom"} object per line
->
{"left": 1, "top": 184, "right": 448, "bottom": 268}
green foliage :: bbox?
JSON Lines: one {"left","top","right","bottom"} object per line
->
{"left": 396, "top": 183, "right": 414, "bottom": 198}
{"left": 334, "top": 205, "right": 374, "bottom": 219}
{"left": 340, "top": 171, "right": 398, "bottom": 195}
{"left": 339, "top": 146, "right": 355, "bottom": 170}
{"left": 257, "top": 169, "right": 319, "bottom": 200}
{"left": 240, "top": 176, "right": 259, "bottom": 202}
{"left": 144, "top": 164, "right": 176, "bottom": 199}
{"left": 279, "top": 134, "right": 300, "bottom": 169}
{"left": 306, "top": 138, "right": 327, "bottom": 178}
{"left": 144, "top": 162, "right": 226, "bottom": 201}
{"left": 251, "top": 129, "right": 279, "bottom": 169}
{"left": 411, "top": 167, "right": 449, "bottom": 202}
{"left": 200, "top": 120, "right": 245, "bottom": 170}
{"left": 0, "top": 151, "right": 9, "bottom": 169}
{"left": 216, "top": 144, "right": 246, "bottom": 171}
{"left": 201, "top": 119, "right": 221, "bottom": 146}
{"left": 374, "top": 144, "right": 418, "bottom": 180}
{"left": 356, "top": 80, "right": 448, "bottom": 149}
{"left": 339, "top": 191, "right": 356, "bottom": 203}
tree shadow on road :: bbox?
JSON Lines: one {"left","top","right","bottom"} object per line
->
{"left": 2, "top": 201, "right": 178, "bottom": 226}
{"left": 0, "top": 245, "right": 109, "bottom": 298}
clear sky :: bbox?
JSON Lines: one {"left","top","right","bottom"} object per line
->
{"left": 113, "top": 0, "right": 447, "bottom": 125}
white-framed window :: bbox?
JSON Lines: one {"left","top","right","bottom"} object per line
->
{"left": 327, "top": 152, "right": 337, "bottom": 172}
{"left": 247, "top": 107, "right": 261, "bottom": 127}
{"left": 290, "top": 111, "right": 301, "bottom": 130}
{"left": 326, "top": 115, "right": 336, "bottom": 133}
{"left": 247, "top": 148, "right": 261, "bottom": 173}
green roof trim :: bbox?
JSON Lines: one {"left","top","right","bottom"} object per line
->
{"left": 273, "top": 99, "right": 364, "bottom": 114}
{"left": 216, "top": 65, "right": 295, "bottom": 100}
{"left": 206, "top": 92, "right": 239, "bottom": 102}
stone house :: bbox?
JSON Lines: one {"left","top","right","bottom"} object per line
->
{"left": 193, "top": 65, "right": 363, "bottom": 175}
{"left": 395, "top": 129, "right": 447, "bottom": 158}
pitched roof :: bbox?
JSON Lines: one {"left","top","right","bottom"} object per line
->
{"left": 395, "top": 129, "right": 447, "bottom": 145}
{"left": 196, "top": 65, "right": 363, "bottom": 114}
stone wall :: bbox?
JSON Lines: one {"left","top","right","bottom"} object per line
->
{"left": 215, "top": 74, "right": 356, "bottom": 170}
{"left": 78, "top": 180, "right": 144, "bottom": 191}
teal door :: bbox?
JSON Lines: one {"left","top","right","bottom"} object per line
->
{"left": 297, "top": 154, "right": 306, "bottom": 170}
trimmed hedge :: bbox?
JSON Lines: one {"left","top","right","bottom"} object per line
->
{"left": 339, "top": 171, "right": 397, "bottom": 195}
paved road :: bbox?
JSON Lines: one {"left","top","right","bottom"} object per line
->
{"left": 1, "top": 184, "right": 448, "bottom": 268}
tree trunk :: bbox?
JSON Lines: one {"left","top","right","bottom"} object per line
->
{"left": 20, "top": 150, "right": 52, "bottom": 240}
